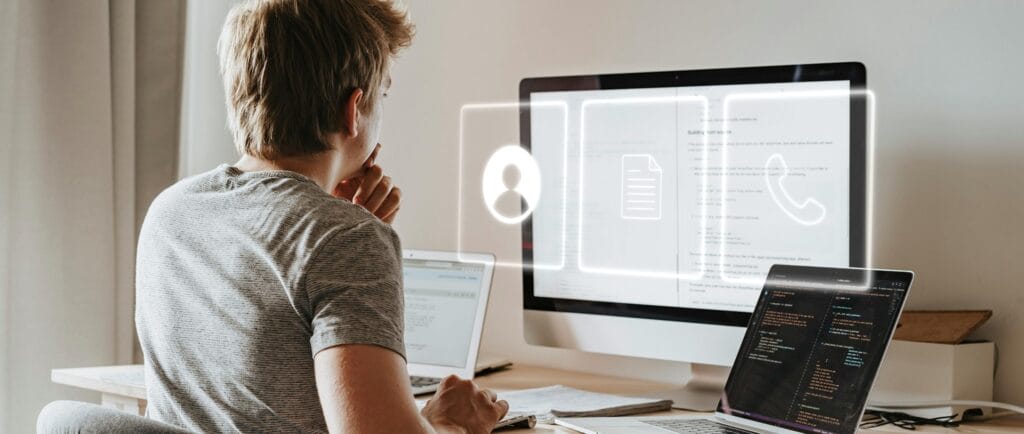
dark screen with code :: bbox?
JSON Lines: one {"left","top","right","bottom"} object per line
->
{"left": 717, "top": 265, "right": 911, "bottom": 434}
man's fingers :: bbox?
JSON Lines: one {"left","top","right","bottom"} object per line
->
{"left": 348, "top": 164, "right": 399, "bottom": 222}
{"left": 440, "top": 375, "right": 460, "bottom": 388}
{"left": 381, "top": 206, "right": 399, "bottom": 224}
{"left": 364, "top": 143, "right": 382, "bottom": 168}
{"left": 333, "top": 177, "right": 360, "bottom": 200}
{"left": 495, "top": 399, "right": 510, "bottom": 420}
{"left": 363, "top": 176, "right": 393, "bottom": 212}
{"left": 377, "top": 188, "right": 401, "bottom": 221}
{"left": 354, "top": 165, "right": 384, "bottom": 205}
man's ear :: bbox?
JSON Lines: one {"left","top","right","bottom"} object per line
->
{"left": 342, "top": 88, "right": 364, "bottom": 138}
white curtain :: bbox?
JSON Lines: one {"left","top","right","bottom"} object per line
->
{"left": 178, "top": 0, "right": 238, "bottom": 178}
{"left": 0, "top": 0, "right": 183, "bottom": 431}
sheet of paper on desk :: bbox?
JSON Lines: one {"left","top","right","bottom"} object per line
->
{"left": 498, "top": 385, "right": 672, "bottom": 423}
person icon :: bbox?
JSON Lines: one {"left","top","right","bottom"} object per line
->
{"left": 481, "top": 145, "right": 541, "bottom": 224}
{"left": 494, "top": 165, "right": 527, "bottom": 220}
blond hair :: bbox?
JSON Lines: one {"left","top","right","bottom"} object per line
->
{"left": 218, "top": 0, "right": 413, "bottom": 159}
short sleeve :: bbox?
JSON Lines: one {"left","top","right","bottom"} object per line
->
{"left": 304, "top": 219, "right": 405, "bottom": 359}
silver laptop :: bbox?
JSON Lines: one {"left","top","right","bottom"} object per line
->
{"left": 557, "top": 265, "right": 913, "bottom": 434}
{"left": 402, "top": 249, "right": 506, "bottom": 395}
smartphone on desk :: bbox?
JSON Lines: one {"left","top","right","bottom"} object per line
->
{"left": 495, "top": 413, "right": 536, "bottom": 431}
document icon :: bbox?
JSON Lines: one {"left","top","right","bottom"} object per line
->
{"left": 620, "top": 154, "right": 662, "bottom": 220}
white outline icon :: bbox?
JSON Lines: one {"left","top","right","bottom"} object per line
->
{"left": 764, "top": 153, "right": 826, "bottom": 226}
{"left": 482, "top": 145, "right": 541, "bottom": 224}
{"left": 620, "top": 154, "right": 663, "bottom": 220}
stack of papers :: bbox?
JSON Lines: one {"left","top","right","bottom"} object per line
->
{"left": 498, "top": 385, "right": 673, "bottom": 423}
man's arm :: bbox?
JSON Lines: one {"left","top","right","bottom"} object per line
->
{"left": 314, "top": 344, "right": 508, "bottom": 434}
{"left": 314, "top": 344, "right": 432, "bottom": 434}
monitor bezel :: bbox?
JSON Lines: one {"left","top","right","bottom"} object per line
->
{"left": 519, "top": 62, "right": 867, "bottom": 328}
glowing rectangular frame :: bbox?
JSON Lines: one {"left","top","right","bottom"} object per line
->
{"left": 577, "top": 95, "right": 710, "bottom": 280}
{"left": 718, "top": 89, "right": 876, "bottom": 289}
{"left": 457, "top": 101, "right": 569, "bottom": 270}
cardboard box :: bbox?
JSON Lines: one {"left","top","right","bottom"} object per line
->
{"left": 868, "top": 340, "right": 995, "bottom": 418}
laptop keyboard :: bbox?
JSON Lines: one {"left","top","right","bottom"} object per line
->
{"left": 410, "top": 376, "right": 442, "bottom": 388}
{"left": 642, "top": 419, "right": 755, "bottom": 434}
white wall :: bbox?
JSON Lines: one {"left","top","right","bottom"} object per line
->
{"left": 381, "top": 0, "right": 1024, "bottom": 403}
{"left": 182, "top": 0, "right": 1024, "bottom": 403}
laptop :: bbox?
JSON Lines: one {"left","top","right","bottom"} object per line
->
{"left": 557, "top": 265, "right": 913, "bottom": 434}
{"left": 402, "top": 249, "right": 507, "bottom": 395}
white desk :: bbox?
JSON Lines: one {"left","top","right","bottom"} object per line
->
{"left": 51, "top": 364, "right": 147, "bottom": 415}
{"left": 52, "top": 364, "right": 1024, "bottom": 433}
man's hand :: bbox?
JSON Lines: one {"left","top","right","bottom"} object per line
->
{"left": 421, "top": 376, "right": 509, "bottom": 434}
{"left": 333, "top": 145, "right": 401, "bottom": 223}
{"left": 348, "top": 164, "right": 401, "bottom": 223}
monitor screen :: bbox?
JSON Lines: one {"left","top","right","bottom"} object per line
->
{"left": 403, "top": 258, "right": 486, "bottom": 368}
{"left": 522, "top": 63, "right": 867, "bottom": 326}
{"left": 718, "top": 266, "right": 912, "bottom": 434}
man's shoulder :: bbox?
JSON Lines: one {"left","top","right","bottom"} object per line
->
{"left": 146, "top": 165, "right": 394, "bottom": 249}
{"left": 301, "top": 200, "right": 403, "bottom": 290}
{"left": 287, "top": 188, "right": 390, "bottom": 238}
{"left": 314, "top": 205, "right": 400, "bottom": 255}
{"left": 272, "top": 179, "right": 400, "bottom": 259}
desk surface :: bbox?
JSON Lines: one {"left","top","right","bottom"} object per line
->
{"left": 52, "top": 364, "right": 1023, "bottom": 433}
{"left": 52, "top": 364, "right": 146, "bottom": 399}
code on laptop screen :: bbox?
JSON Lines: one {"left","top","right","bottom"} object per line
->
{"left": 718, "top": 266, "right": 911, "bottom": 434}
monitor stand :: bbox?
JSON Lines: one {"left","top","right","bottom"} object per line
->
{"left": 647, "top": 363, "right": 730, "bottom": 411}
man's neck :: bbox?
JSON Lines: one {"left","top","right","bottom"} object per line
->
{"left": 234, "top": 152, "right": 342, "bottom": 193}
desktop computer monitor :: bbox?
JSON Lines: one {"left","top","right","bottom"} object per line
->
{"left": 519, "top": 63, "right": 867, "bottom": 407}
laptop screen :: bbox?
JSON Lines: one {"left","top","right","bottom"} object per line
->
{"left": 718, "top": 265, "right": 912, "bottom": 434}
{"left": 403, "top": 258, "right": 487, "bottom": 368}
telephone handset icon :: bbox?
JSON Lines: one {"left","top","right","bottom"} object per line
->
{"left": 764, "top": 154, "right": 826, "bottom": 226}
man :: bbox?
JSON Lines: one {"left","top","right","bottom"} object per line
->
{"left": 135, "top": 0, "right": 508, "bottom": 432}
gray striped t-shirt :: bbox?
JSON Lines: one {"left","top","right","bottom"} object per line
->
{"left": 135, "top": 164, "right": 404, "bottom": 433}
